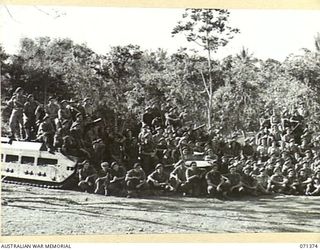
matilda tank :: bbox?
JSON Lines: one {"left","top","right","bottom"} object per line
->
{"left": 1, "top": 137, "right": 79, "bottom": 189}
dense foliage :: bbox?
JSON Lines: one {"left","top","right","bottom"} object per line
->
{"left": 1, "top": 9, "right": 320, "bottom": 135}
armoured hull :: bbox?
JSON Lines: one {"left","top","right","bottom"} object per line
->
{"left": 1, "top": 137, "right": 78, "bottom": 188}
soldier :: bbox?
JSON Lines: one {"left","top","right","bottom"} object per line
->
{"left": 268, "top": 140, "right": 280, "bottom": 157}
{"left": 70, "top": 113, "right": 85, "bottom": 147}
{"left": 305, "top": 170, "right": 320, "bottom": 196}
{"left": 82, "top": 97, "right": 94, "bottom": 121}
{"left": 125, "top": 163, "right": 149, "bottom": 198}
{"left": 142, "top": 106, "right": 154, "bottom": 128}
{"left": 37, "top": 115, "right": 55, "bottom": 153}
{"left": 181, "top": 161, "right": 206, "bottom": 196}
{"left": 205, "top": 163, "right": 226, "bottom": 197}
{"left": 240, "top": 167, "right": 259, "bottom": 196}
{"left": 105, "top": 162, "right": 127, "bottom": 196}
{"left": 23, "top": 94, "right": 39, "bottom": 141}
{"left": 241, "top": 138, "right": 255, "bottom": 159}
{"left": 45, "top": 97, "right": 59, "bottom": 129}
{"left": 297, "top": 169, "right": 313, "bottom": 195}
{"left": 221, "top": 165, "right": 244, "bottom": 197}
{"left": 7, "top": 87, "right": 26, "bottom": 139}
{"left": 53, "top": 120, "right": 70, "bottom": 149}
{"left": 35, "top": 103, "right": 46, "bottom": 127}
{"left": 147, "top": 163, "right": 170, "bottom": 195}
{"left": 57, "top": 100, "right": 72, "bottom": 129}
{"left": 78, "top": 160, "right": 98, "bottom": 193}
{"left": 251, "top": 168, "right": 271, "bottom": 195}
{"left": 283, "top": 169, "right": 300, "bottom": 195}
{"left": 267, "top": 167, "right": 288, "bottom": 193}
{"left": 168, "top": 159, "right": 187, "bottom": 192}
{"left": 94, "top": 162, "right": 112, "bottom": 195}
{"left": 92, "top": 138, "right": 107, "bottom": 166}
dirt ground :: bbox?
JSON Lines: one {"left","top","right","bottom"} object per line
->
{"left": 1, "top": 183, "right": 320, "bottom": 236}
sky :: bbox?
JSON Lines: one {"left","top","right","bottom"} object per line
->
{"left": 0, "top": 5, "right": 320, "bottom": 61}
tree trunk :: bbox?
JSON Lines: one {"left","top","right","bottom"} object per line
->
{"left": 206, "top": 31, "right": 213, "bottom": 130}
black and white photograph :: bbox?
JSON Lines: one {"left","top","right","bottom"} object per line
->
{"left": 1, "top": 4, "right": 320, "bottom": 237}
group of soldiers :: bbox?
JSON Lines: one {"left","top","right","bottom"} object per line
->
{"left": 5, "top": 87, "right": 320, "bottom": 198}
{"left": 6, "top": 87, "right": 98, "bottom": 156}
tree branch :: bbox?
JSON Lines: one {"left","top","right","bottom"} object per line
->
{"left": 200, "top": 70, "right": 210, "bottom": 97}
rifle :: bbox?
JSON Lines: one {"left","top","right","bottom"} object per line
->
{"left": 192, "top": 124, "right": 206, "bottom": 131}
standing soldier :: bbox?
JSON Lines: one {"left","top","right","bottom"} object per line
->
{"left": 7, "top": 87, "right": 26, "bottom": 140}
{"left": 45, "top": 97, "right": 59, "bottom": 130}
{"left": 82, "top": 97, "right": 94, "bottom": 122}
{"left": 53, "top": 120, "right": 70, "bottom": 149}
{"left": 23, "top": 94, "right": 39, "bottom": 141}
{"left": 92, "top": 138, "right": 107, "bottom": 168}
{"left": 57, "top": 100, "right": 72, "bottom": 129}
{"left": 37, "top": 115, "right": 55, "bottom": 153}
{"left": 70, "top": 113, "right": 85, "bottom": 147}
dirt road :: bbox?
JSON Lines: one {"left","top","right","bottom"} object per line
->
{"left": 1, "top": 183, "right": 319, "bottom": 236}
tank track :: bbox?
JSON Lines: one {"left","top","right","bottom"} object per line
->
{"left": 2, "top": 178, "right": 64, "bottom": 189}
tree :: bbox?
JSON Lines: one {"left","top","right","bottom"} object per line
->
{"left": 212, "top": 48, "right": 261, "bottom": 133}
{"left": 172, "top": 8, "right": 239, "bottom": 129}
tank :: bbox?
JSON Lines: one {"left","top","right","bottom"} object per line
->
{"left": 1, "top": 137, "right": 79, "bottom": 189}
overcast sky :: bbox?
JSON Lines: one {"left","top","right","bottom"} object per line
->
{"left": 0, "top": 5, "right": 319, "bottom": 61}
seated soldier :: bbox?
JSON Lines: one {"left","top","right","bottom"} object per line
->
{"left": 306, "top": 170, "right": 320, "bottom": 196}
{"left": 61, "top": 135, "right": 90, "bottom": 159}
{"left": 147, "top": 163, "right": 170, "bottom": 195}
{"left": 181, "top": 161, "right": 207, "bottom": 196}
{"left": 283, "top": 169, "right": 300, "bottom": 195}
{"left": 94, "top": 162, "right": 112, "bottom": 195}
{"left": 205, "top": 163, "right": 226, "bottom": 197}
{"left": 297, "top": 169, "right": 313, "bottom": 195}
{"left": 125, "top": 163, "right": 149, "bottom": 198}
{"left": 78, "top": 160, "right": 98, "bottom": 193}
{"left": 240, "top": 167, "right": 259, "bottom": 196}
{"left": 106, "top": 162, "right": 127, "bottom": 196}
{"left": 221, "top": 165, "right": 244, "bottom": 197}
{"left": 251, "top": 168, "right": 271, "bottom": 195}
{"left": 168, "top": 159, "right": 187, "bottom": 192}
{"left": 37, "top": 115, "right": 55, "bottom": 153}
{"left": 267, "top": 167, "right": 288, "bottom": 193}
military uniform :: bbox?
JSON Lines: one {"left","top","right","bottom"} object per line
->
{"left": 8, "top": 88, "right": 26, "bottom": 139}
{"left": 205, "top": 166, "right": 225, "bottom": 196}
{"left": 169, "top": 160, "right": 187, "bottom": 192}
{"left": 106, "top": 163, "right": 127, "bottom": 196}
{"left": 23, "top": 95, "right": 38, "bottom": 140}
{"left": 221, "top": 167, "right": 243, "bottom": 195}
{"left": 53, "top": 122, "right": 70, "bottom": 148}
{"left": 125, "top": 163, "right": 149, "bottom": 197}
{"left": 57, "top": 101, "right": 72, "bottom": 129}
{"left": 45, "top": 98, "right": 59, "bottom": 129}
{"left": 78, "top": 161, "right": 98, "bottom": 193}
{"left": 181, "top": 162, "right": 206, "bottom": 196}
{"left": 37, "top": 116, "right": 55, "bottom": 152}
{"left": 147, "top": 164, "right": 169, "bottom": 194}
